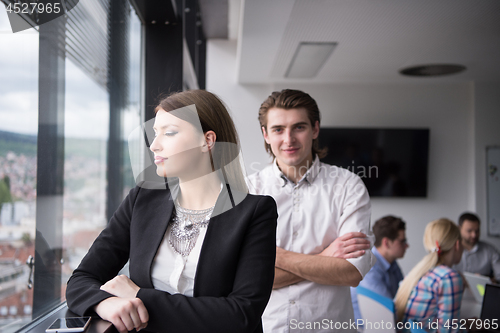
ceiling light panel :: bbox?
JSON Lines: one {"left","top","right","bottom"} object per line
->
{"left": 285, "top": 42, "right": 337, "bottom": 79}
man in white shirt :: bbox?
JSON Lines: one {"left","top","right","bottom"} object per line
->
{"left": 247, "top": 89, "right": 376, "bottom": 333}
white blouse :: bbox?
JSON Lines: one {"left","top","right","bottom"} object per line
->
{"left": 151, "top": 222, "right": 208, "bottom": 297}
{"left": 151, "top": 183, "right": 221, "bottom": 296}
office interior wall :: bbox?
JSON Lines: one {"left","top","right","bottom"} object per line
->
{"left": 207, "top": 39, "right": 498, "bottom": 275}
{"left": 474, "top": 82, "right": 500, "bottom": 250}
{"left": 206, "top": 40, "right": 272, "bottom": 175}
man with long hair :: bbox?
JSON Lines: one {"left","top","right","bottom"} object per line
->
{"left": 248, "top": 89, "right": 375, "bottom": 332}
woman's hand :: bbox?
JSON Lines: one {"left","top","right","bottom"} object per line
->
{"left": 100, "top": 275, "right": 140, "bottom": 299}
{"left": 94, "top": 297, "right": 149, "bottom": 332}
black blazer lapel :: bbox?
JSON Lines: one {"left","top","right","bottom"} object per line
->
{"left": 130, "top": 186, "right": 174, "bottom": 288}
{"left": 193, "top": 184, "right": 247, "bottom": 297}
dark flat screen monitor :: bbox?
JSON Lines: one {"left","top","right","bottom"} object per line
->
{"left": 318, "top": 128, "right": 429, "bottom": 197}
{"left": 480, "top": 284, "right": 500, "bottom": 331}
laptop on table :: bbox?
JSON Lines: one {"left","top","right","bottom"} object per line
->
{"left": 463, "top": 271, "right": 491, "bottom": 304}
{"left": 477, "top": 284, "right": 500, "bottom": 332}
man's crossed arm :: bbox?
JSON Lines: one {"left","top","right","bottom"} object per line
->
{"left": 273, "top": 232, "right": 370, "bottom": 289}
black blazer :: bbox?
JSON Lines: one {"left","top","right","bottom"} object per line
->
{"left": 66, "top": 182, "right": 278, "bottom": 333}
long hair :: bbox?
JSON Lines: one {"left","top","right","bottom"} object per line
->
{"left": 258, "top": 89, "right": 328, "bottom": 159}
{"left": 394, "top": 218, "right": 460, "bottom": 321}
{"left": 155, "top": 90, "right": 248, "bottom": 193}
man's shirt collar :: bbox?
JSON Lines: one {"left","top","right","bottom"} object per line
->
{"left": 467, "top": 242, "right": 480, "bottom": 254}
{"left": 373, "top": 246, "right": 392, "bottom": 271}
{"left": 272, "top": 155, "right": 321, "bottom": 186}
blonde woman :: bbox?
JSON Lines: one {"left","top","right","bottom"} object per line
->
{"left": 395, "top": 219, "right": 464, "bottom": 332}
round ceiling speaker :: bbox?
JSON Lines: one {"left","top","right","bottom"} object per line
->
{"left": 399, "top": 64, "right": 466, "bottom": 77}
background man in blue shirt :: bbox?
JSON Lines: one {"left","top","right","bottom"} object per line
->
{"left": 351, "top": 215, "right": 408, "bottom": 321}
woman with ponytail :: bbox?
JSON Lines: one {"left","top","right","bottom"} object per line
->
{"left": 395, "top": 218, "right": 464, "bottom": 332}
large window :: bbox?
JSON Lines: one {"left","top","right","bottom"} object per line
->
{"left": 61, "top": 56, "right": 110, "bottom": 299}
{"left": 0, "top": 1, "right": 143, "bottom": 331}
{"left": 0, "top": 5, "right": 38, "bottom": 331}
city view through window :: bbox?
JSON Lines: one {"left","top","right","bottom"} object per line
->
{"left": 0, "top": 2, "right": 142, "bottom": 331}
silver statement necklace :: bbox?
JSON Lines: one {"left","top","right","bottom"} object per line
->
{"left": 168, "top": 200, "right": 215, "bottom": 257}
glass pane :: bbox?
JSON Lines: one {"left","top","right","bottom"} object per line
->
{"left": 61, "top": 59, "right": 109, "bottom": 298}
{"left": 0, "top": 5, "right": 39, "bottom": 332}
{"left": 123, "top": 8, "right": 143, "bottom": 195}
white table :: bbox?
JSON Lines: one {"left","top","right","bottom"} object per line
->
{"left": 460, "top": 288, "right": 482, "bottom": 319}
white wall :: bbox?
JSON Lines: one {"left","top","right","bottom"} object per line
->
{"left": 206, "top": 40, "right": 273, "bottom": 174}
{"left": 474, "top": 82, "right": 500, "bottom": 250}
{"left": 207, "top": 39, "right": 498, "bottom": 275}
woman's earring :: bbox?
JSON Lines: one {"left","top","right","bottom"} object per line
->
{"left": 202, "top": 142, "right": 211, "bottom": 152}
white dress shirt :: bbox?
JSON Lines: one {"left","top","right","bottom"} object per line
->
{"left": 247, "top": 156, "right": 375, "bottom": 333}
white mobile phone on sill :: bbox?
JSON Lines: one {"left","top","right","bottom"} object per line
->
{"left": 45, "top": 317, "right": 91, "bottom": 333}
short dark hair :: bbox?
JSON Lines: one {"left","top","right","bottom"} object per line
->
{"left": 458, "top": 212, "right": 480, "bottom": 226}
{"left": 258, "top": 89, "right": 328, "bottom": 159}
{"left": 373, "top": 215, "right": 406, "bottom": 247}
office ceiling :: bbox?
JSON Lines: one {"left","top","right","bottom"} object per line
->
{"left": 234, "top": 0, "right": 500, "bottom": 84}
{"left": 199, "top": 0, "right": 228, "bottom": 39}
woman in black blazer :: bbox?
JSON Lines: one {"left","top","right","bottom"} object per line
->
{"left": 66, "top": 90, "right": 278, "bottom": 333}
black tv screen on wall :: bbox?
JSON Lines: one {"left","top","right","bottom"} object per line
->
{"left": 318, "top": 128, "right": 430, "bottom": 197}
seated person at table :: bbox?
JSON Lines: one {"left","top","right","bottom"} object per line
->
{"left": 453, "top": 212, "right": 500, "bottom": 283}
{"left": 66, "top": 90, "right": 278, "bottom": 333}
{"left": 395, "top": 218, "right": 464, "bottom": 332}
{"left": 351, "top": 215, "right": 408, "bottom": 320}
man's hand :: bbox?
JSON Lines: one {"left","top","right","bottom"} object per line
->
{"left": 94, "top": 297, "right": 149, "bottom": 333}
{"left": 273, "top": 232, "right": 370, "bottom": 288}
{"left": 100, "top": 275, "right": 140, "bottom": 299}
{"left": 319, "top": 232, "right": 370, "bottom": 259}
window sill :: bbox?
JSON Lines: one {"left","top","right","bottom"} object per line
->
{"left": 15, "top": 302, "right": 113, "bottom": 333}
